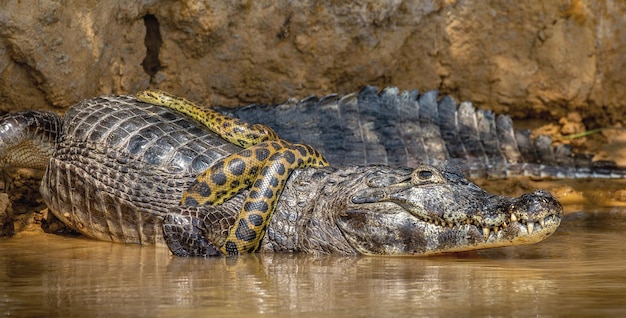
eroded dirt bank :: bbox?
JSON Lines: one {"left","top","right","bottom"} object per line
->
{"left": 1, "top": 1, "right": 626, "bottom": 130}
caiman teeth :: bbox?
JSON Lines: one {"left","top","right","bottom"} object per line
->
{"left": 527, "top": 223, "right": 534, "bottom": 234}
{"left": 478, "top": 213, "right": 555, "bottom": 241}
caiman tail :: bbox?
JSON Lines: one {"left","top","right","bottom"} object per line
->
{"left": 0, "top": 111, "right": 61, "bottom": 170}
{"left": 228, "top": 86, "right": 626, "bottom": 179}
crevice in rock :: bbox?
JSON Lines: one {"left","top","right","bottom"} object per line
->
{"left": 141, "top": 14, "right": 163, "bottom": 81}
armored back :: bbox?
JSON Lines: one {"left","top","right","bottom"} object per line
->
{"left": 40, "top": 95, "right": 241, "bottom": 244}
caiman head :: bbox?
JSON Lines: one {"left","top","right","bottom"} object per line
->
{"left": 325, "top": 164, "right": 563, "bottom": 256}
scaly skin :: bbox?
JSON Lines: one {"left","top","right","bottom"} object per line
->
{"left": 228, "top": 86, "right": 626, "bottom": 179}
{"left": 136, "top": 90, "right": 279, "bottom": 147}
{"left": 136, "top": 90, "right": 329, "bottom": 255}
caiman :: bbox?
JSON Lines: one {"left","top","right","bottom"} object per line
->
{"left": 0, "top": 88, "right": 571, "bottom": 257}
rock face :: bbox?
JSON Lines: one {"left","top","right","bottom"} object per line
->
{"left": 0, "top": 1, "right": 625, "bottom": 127}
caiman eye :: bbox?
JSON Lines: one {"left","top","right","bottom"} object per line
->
{"left": 417, "top": 170, "right": 433, "bottom": 180}
{"left": 411, "top": 165, "right": 445, "bottom": 185}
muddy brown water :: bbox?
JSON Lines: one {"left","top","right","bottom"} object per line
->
{"left": 1, "top": 205, "right": 626, "bottom": 317}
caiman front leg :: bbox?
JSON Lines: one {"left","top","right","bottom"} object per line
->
{"left": 161, "top": 207, "right": 224, "bottom": 257}
{"left": 136, "top": 90, "right": 329, "bottom": 256}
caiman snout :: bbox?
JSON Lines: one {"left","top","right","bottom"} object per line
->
{"left": 506, "top": 189, "right": 563, "bottom": 237}
{"left": 476, "top": 189, "right": 563, "bottom": 246}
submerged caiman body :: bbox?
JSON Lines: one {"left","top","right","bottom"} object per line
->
{"left": 229, "top": 86, "right": 626, "bottom": 179}
{"left": 0, "top": 89, "right": 571, "bottom": 256}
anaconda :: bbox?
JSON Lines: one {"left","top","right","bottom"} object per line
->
{"left": 0, "top": 93, "right": 563, "bottom": 256}
{"left": 134, "top": 89, "right": 329, "bottom": 255}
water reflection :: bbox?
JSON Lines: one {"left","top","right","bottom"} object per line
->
{"left": 2, "top": 209, "right": 626, "bottom": 317}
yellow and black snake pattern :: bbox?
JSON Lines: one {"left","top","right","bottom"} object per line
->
{"left": 136, "top": 90, "right": 279, "bottom": 148}
{"left": 136, "top": 90, "right": 329, "bottom": 255}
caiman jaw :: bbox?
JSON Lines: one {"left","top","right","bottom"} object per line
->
{"left": 430, "top": 189, "right": 563, "bottom": 243}
{"left": 389, "top": 207, "right": 561, "bottom": 243}
{"left": 478, "top": 211, "right": 561, "bottom": 242}
{"left": 402, "top": 208, "right": 561, "bottom": 242}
